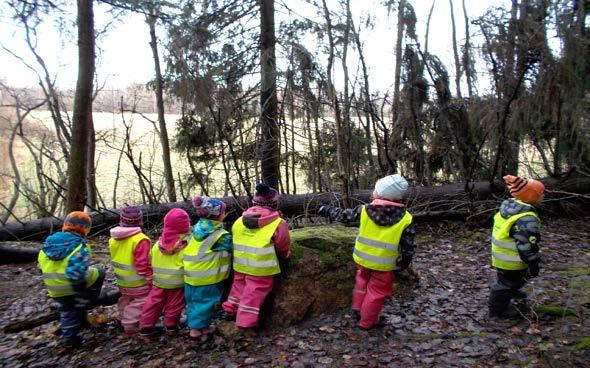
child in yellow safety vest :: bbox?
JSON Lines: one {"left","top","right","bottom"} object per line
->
{"left": 221, "top": 183, "right": 291, "bottom": 334}
{"left": 488, "top": 175, "right": 545, "bottom": 318}
{"left": 108, "top": 206, "right": 152, "bottom": 336}
{"left": 139, "top": 208, "right": 190, "bottom": 340}
{"left": 318, "top": 174, "right": 415, "bottom": 329}
{"left": 183, "top": 196, "right": 233, "bottom": 339}
{"left": 38, "top": 211, "right": 105, "bottom": 348}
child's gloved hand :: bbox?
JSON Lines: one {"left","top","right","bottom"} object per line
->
{"left": 317, "top": 205, "right": 333, "bottom": 217}
{"left": 278, "top": 257, "right": 291, "bottom": 277}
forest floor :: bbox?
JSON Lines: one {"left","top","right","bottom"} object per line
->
{"left": 0, "top": 218, "right": 588, "bottom": 368}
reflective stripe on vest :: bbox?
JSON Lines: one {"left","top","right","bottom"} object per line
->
{"left": 183, "top": 228, "right": 230, "bottom": 286}
{"left": 109, "top": 233, "right": 150, "bottom": 288}
{"left": 38, "top": 243, "right": 100, "bottom": 298}
{"left": 491, "top": 209, "right": 540, "bottom": 271}
{"left": 232, "top": 216, "right": 282, "bottom": 276}
{"left": 151, "top": 242, "right": 185, "bottom": 289}
{"left": 353, "top": 208, "right": 413, "bottom": 272}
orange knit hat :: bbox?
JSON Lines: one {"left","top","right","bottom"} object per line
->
{"left": 503, "top": 175, "right": 545, "bottom": 204}
{"left": 62, "top": 211, "right": 92, "bottom": 236}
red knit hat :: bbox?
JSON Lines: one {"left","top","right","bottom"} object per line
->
{"left": 62, "top": 211, "right": 92, "bottom": 236}
{"left": 503, "top": 175, "right": 545, "bottom": 204}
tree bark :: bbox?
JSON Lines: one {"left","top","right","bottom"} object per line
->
{"left": 66, "top": 0, "right": 95, "bottom": 212}
{"left": 259, "top": 0, "right": 280, "bottom": 189}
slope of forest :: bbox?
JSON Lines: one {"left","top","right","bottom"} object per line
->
{"left": 0, "top": 218, "right": 588, "bottom": 367}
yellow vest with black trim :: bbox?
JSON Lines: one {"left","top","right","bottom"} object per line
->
{"left": 151, "top": 241, "right": 185, "bottom": 289}
{"left": 491, "top": 209, "right": 540, "bottom": 270}
{"left": 232, "top": 216, "right": 282, "bottom": 276}
{"left": 109, "top": 232, "right": 150, "bottom": 288}
{"left": 353, "top": 207, "right": 413, "bottom": 272}
{"left": 183, "top": 228, "right": 231, "bottom": 286}
{"left": 38, "top": 243, "right": 100, "bottom": 298}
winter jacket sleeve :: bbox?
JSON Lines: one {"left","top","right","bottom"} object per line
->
{"left": 318, "top": 205, "right": 363, "bottom": 226}
{"left": 211, "top": 233, "right": 233, "bottom": 253}
{"left": 134, "top": 238, "right": 153, "bottom": 278}
{"left": 396, "top": 224, "right": 416, "bottom": 271}
{"left": 272, "top": 219, "right": 291, "bottom": 259}
{"left": 511, "top": 215, "right": 541, "bottom": 277}
{"left": 66, "top": 246, "right": 91, "bottom": 287}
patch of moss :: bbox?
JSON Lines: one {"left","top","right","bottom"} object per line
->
{"left": 574, "top": 337, "right": 590, "bottom": 351}
{"left": 534, "top": 304, "right": 577, "bottom": 317}
{"left": 290, "top": 226, "right": 357, "bottom": 269}
{"left": 554, "top": 267, "right": 590, "bottom": 276}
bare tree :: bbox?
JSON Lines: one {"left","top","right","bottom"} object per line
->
{"left": 259, "top": 0, "right": 280, "bottom": 189}
{"left": 449, "top": 0, "right": 462, "bottom": 98}
{"left": 66, "top": 0, "right": 95, "bottom": 212}
{"left": 146, "top": 3, "right": 176, "bottom": 202}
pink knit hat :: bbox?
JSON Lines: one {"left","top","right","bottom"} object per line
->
{"left": 120, "top": 206, "right": 143, "bottom": 227}
{"left": 252, "top": 183, "right": 279, "bottom": 210}
{"left": 160, "top": 208, "right": 190, "bottom": 247}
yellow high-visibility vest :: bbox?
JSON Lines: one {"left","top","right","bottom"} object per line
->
{"left": 38, "top": 243, "right": 100, "bottom": 298}
{"left": 109, "top": 232, "right": 150, "bottom": 288}
{"left": 232, "top": 217, "right": 282, "bottom": 276}
{"left": 183, "top": 228, "right": 230, "bottom": 286}
{"left": 151, "top": 241, "right": 185, "bottom": 289}
{"left": 353, "top": 207, "right": 413, "bottom": 272}
{"left": 491, "top": 208, "right": 540, "bottom": 270}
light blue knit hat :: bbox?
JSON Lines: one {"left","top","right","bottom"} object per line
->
{"left": 374, "top": 174, "right": 408, "bottom": 201}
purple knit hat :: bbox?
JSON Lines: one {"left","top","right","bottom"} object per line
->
{"left": 120, "top": 206, "right": 143, "bottom": 227}
{"left": 252, "top": 183, "right": 279, "bottom": 210}
{"left": 192, "top": 196, "right": 226, "bottom": 221}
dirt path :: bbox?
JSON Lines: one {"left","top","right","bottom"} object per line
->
{"left": 0, "top": 218, "right": 588, "bottom": 367}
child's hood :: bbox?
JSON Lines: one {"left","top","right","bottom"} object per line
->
{"left": 499, "top": 198, "right": 536, "bottom": 218}
{"left": 158, "top": 233, "right": 189, "bottom": 255}
{"left": 41, "top": 231, "right": 86, "bottom": 260}
{"left": 192, "top": 218, "right": 225, "bottom": 241}
{"left": 109, "top": 226, "right": 142, "bottom": 240}
{"left": 366, "top": 199, "right": 407, "bottom": 226}
{"left": 242, "top": 206, "right": 282, "bottom": 229}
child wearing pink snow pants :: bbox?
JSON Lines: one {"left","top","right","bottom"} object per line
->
{"left": 139, "top": 208, "right": 190, "bottom": 339}
{"left": 109, "top": 206, "right": 153, "bottom": 335}
{"left": 222, "top": 183, "right": 291, "bottom": 331}
{"left": 318, "top": 174, "right": 416, "bottom": 329}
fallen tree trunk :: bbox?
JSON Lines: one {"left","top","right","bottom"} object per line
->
{"left": 0, "top": 244, "right": 39, "bottom": 264}
{"left": 0, "top": 178, "right": 588, "bottom": 241}
{"left": 3, "top": 290, "right": 120, "bottom": 334}
{"left": 0, "top": 181, "right": 500, "bottom": 241}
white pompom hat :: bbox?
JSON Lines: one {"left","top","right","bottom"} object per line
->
{"left": 374, "top": 174, "right": 408, "bottom": 201}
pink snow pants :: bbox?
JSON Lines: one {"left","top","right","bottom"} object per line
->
{"left": 221, "top": 271, "right": 274, "bottom": 328}
{"left": 352, "top": 264, "right": 394, "bottom": 329}
{"left": 140, "top": 286, "right": 185, "bottom": 329}
{"left": 118, "top": 285, "right": 151, "bottom": 333}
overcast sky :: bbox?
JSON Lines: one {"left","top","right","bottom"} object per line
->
{"left": 0, "top": 0, "right": 510, "bottom": 93}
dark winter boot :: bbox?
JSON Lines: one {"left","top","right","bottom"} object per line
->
{"left": 489, "top": 304, "right": 522, "bottom": 319}
{"left": 139, "top": 327, "right": 156, "bottom": 341}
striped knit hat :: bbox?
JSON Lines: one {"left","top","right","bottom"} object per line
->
{"left": 503, "top": 175, "right": 545, "bottom": 204}
{"left": 120, "top": 206, "right": 143, "bottom": 227}
{"left": 62, "top": 211, "right": 92, "bottom": 237}
{"left": 252, "top": 183, "right": 279, "bottom": 210}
